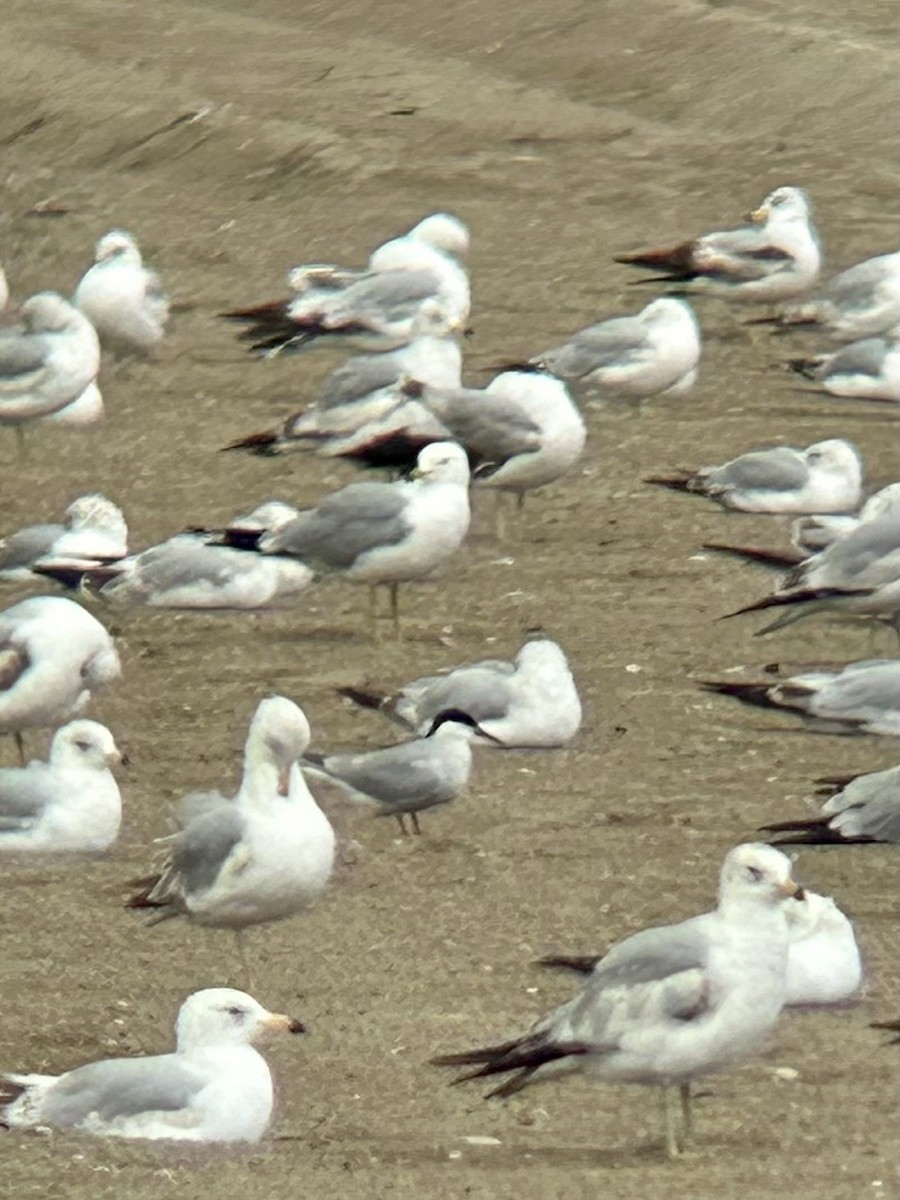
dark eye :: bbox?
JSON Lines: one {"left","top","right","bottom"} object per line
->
{"left": 226, "top": 1006, "right": 245, "bottom": 1019}
{"left": 747, "top": 866, "right": 763, "bottom": 882}
{"left": 75, "top": 740, "right": 92, "bottom": 752}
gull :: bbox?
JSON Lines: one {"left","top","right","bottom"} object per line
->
{"left": 321, "top": 369, "right": 586, "bottom": 528}
{"left": 338, "top": 637, "right": 582, "bottom": 747}
{"left": 538, "top": 888, "right": 861, "bottom": 1010}
{"left": 0, "top": 494, "right": 127, "bottom": 582}
{"left": 259, "top": 441, "right": 471, "bottom": 634}
{"left": 700, "top": 659, "right": 900, "bottom": 736}
{"left": 786, "top": 330, "right": 900, "bottom": 402}
{"left": 762, "top": 763, "right": 900, "bottom": 845}
{"left": 723, "top": 506, "right": 900, "bottom": 635}
{"left": 646, "top": 438, "right": 863, "bottom": 514}
{"left": 614, "top": 186, "right": 821, "bottom": 302}
{"left": 301, "top": 708, "right": 501, "bottom": 836}
{"left": 41, "top": 381, "right": 104, "bottom": 428}
{"left": 74, "top": 230, "right": 169, "bottom": 353}
{"left": 223, "top": 300, "right": 462, "bottom": 456}
{"left": 0, "top": 595, "right": 120, "bottom": 762}
{"left": 755, "top": 251, "right": 900, "bottom": 340}
{"left": 0, "top": 988, "right": 305, "bottom": 1142}
{"left": 703, "top": 483, "right": 900, "bottom": 571}
{"left": 431, "top": 844, "right": 803, "bottom": 1158}
{"left": 526, "top": 298, "right": 701, "bottom": 401}
{"left": 0, "top": 720, "right": 122, "bottom": 852}
{"left": 72, "top": 534, "right": 313, "bottom": 610}
{"left": 0, "top": 293, "right": 100, "bottom": 449}
{"left": 222, "top": 213, "right": 470, "bottom": 354}
{"left": 127, "top": 697, "right": 335, "bottom": 969}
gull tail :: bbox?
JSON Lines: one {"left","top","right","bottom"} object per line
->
{"left": 699, "top": 680, "right": 776, "bottom": 709}
{"left": 644, "top": 473, "right": 694, "bottom": 493}
{"left": 219, "top": 298, "right": 290, "bottom": 323}
{"left": 785, "top": 356, "right": 822, "bottom": 380}
{"left": 535, "top": 953, "right": 599, "bottom": 976}
{"left": 336, "top": 685, "right": 390, "bottom": 711}
{"left": 760, "top": 816, "right": 873, "bottom": 846}
{"left": 221, "top": 428, "right": 282, "bottom": 455}
{"left": 431, "top": 1034, "right": 590, "bottom": 1098}
{"left": 702, "top": 542, "right": 805, "bottom": 570}
{"left": 614, "top": 241, "right": 696, "bottom": 278}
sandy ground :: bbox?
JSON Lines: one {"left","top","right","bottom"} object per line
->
{"left": 0, "top": 0, "right": 897, "bottom": 1195}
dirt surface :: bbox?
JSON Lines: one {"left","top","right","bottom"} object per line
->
{"left": 0, "top": 0, "right": 897, "bottom": 1196}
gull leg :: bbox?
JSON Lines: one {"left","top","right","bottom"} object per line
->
{"left": 368, "top": 585, "right": 380, "bottom": 640}
{"left": 679, "top": 1082, "right": 693, "bottom": 1147}
{"left": 410, "top": 811, "right": 422, "bottom": 836}
{"left": 14, "top": 731, "right": 26, "bottom": 765}
{"left": 661, "top": 1085, "right": 682, "bottom": 1158}
{"left": 394, "top": 813, "right": 409, "bottom": 836}
{"left": 494, "top": 491, "right": 506, "bottom": 541}
{"left": 233, "top": 929, "right": 256, "bottom": 993}
{"left": 14, "top": 426, "right": 27, "bottom": 460}
{"left": 389, "top": 581, "right": 401, "bottom": 639}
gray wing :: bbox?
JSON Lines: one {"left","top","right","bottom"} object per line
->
{"left": 0, "top": 524, "right": 64, "bottom": 576}
{"left": 0, "top": 331, "right": 49, "bottom": 387}
{"left": 412, "top": 670, "right": 514, "bottom": 725}
{"left": 315, "top": 351, "right": 404, "bottom": 411}
{"left": 705, "top": 447, "right": 809, "bottom": 492}
{"left": 0, "top": 766, "right": 55, "bottom": 831}
{"left": 42, "top": 1055, "right": 203, "bottom": 1127}
{"left": 824, "top": 256, "right": 894, "bottom": 309}
{"left": 102, "top": 538, "right": 249, "bottom": 601}
{"left": 696, "top": 226, "right": 792, "bottom": 282}
{"left": 315, "top": 741, "right": 449, "bottom": 810}
{"left": 804, "top": 511, "right": 900, "bottom": 589}
{"left": 821, "top": 337, "right": 891, "bottom": 378}
{"left": 421, "top": 386, "right": 541, "bottom": 461}
{"left": 824, "top": 766, "right": 900, "bottom": 841}
{"left": 168, "top": 803, "right": 247, "bottom": 895}
{"left": 541, "top": 317, "right": 649, "bottom": 378}
{"left": 813, "top": 662, "right": 900, "bottom": 720}
{"left": 326, "top": 268, "right": 441, "bottom": 325}
{"left": 262, "top": 482, "right": 410, "bottom": 568}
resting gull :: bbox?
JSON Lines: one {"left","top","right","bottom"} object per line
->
{"left": 755, "top": 251, "right": 900, "bottom": 341}
{"left": 338, "top": 637, "right": 582, "bottom": 747}
{"left": 0, "top": 987, "right": 305, "bottom": 1142}
{"left": 0, "top": 719, "right": 122, "bottom": 852}
{"left": 646, "top": 438, "right": 863, "bottom": 514}
{"left": 787, "top": 331, "right": 900, "bottom": 402}
{"left": 431, "top": 844, "right": 803, "bottom": 1157}
{"left": 0, "top": 494, "right": 126, "bottom": 583}
{"left": 615, "top": 186, "right": 821, "bottom": 302}
{"left": 763, "top": 763, "right": 900, "bottom": 845}
{"left": 74, "top": 230, "right": 169, "bottom": 353}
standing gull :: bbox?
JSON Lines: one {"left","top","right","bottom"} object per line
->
{"left": 762, "top": 764, "right": 900, "bottom": 845}
{"left": 0, "top": 988, "right": 305, "bottom": 1142}
{"left": 0, "top": 720, "right": 122, "bottom": 852}
{"left": 301, "top": 708, "right": 500, "bottom": 836}
{"left": 338, "top": 637, "right": 582, "bottom": 747}
{"left": 701, "top": 660, "right": 900, "bottom": 736}
{"left": 259, "top": 441, "right": 471, "bottom": 634}
{"left": 127, "top": 696, "right": 335, "bottom": 970}
{"left": 646, "top": 438, "right": 863, "bottom": 514}
{"left": 0, "top": 293, "right": 100, "bottom": 449}
{"left": 615, "top": 186, "right": 821, "bottom": 302}
{"left": 0, "top": 595, "right": 120, "bottom": 762}
{"left": 432, "top": 844, "right": 802, "bottom": 1158}
{"left": 74, "top": 230, "right": 169, "bottom": 353}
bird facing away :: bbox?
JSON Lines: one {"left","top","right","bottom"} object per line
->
{"left": 701, "top": 659, "right": 900, "bottom": 736}
{"left": 0, "top": 988, "right": 305, "bottom": 1142}
{"left": 74, "top": 230, "right": 169, "bottom": 353}
{"left": 762, "top": 763, "right": 900, "bottom": 845}
{"left": 0, "top": 719, "right": 122, "bottom": 852}
{"left": 259, "top": 441, "right": 471, "bottom": 635}
{"left": 646, "top": 438, "right": 863, "bottom": 514}
{"left": 339, "top": 637, "right": 582, "bottom": 747}
{"left": 0, "top": 293, "right": 100, "bottom": 449}
{"left": 787, "top": 331, "right": 900, "bottom": 402}
{"left": 431, "top": 843, "right": 803, "bottom": 1158}
{"left": 0, "top": 595, "right": 121, "bottom": 762}
{"left": 301, "top": 708, "right": 501, "bottom": 836}
{"left": 127, "top": 696, "right": 335, "bottom": 942}
{"left": 759, "top": 251, "right": 900, "bottom": 341}
{"left": 615, "top": 186, "right": 821, "bottom": 302}
{"left": 532, "top": 297, "right": 701, "bottom": 401}
{"left": 0, "top": 494, "right": 125, "bottom": 583}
